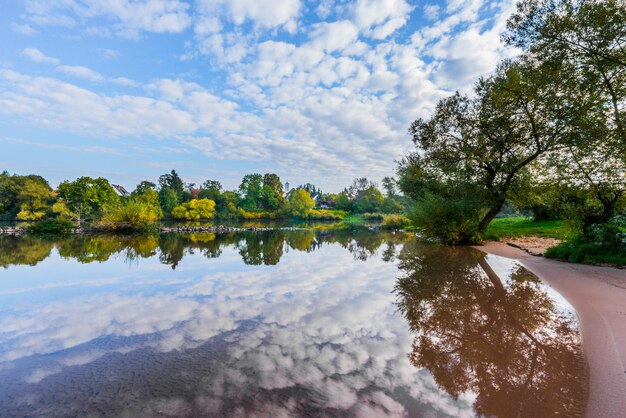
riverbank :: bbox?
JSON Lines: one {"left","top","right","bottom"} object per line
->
{"left": 475, "top": 241, "right": 626, "bottom": 418}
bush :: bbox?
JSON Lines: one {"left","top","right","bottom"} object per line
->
{"left": 410, "top": 192, "right": 484, "bottom": 244}
{"left": 308, "top": 209, "right": 347, "bottom": 220}
{"left": 382, "top": 214, "right": 411, "bottom": 230}
{"left": 546, "top": 240, "right": 626, "bottom": 266}
{"left": 171, "top": 199, "right": 216, "bottom": 220}
{"left": 99, "top": 200, "right": 162, "bottom": 231}
{"left": 545, "top": 216, "right": 626, "bottom": 266}
{"left": 362, "top": 213, "right": 384, "bottom": 221}
{"left": 237, "top": 208, "right": 270, "bottom": 219}
{"left": 29, "top": 218, "right": 76, "bottom": 234}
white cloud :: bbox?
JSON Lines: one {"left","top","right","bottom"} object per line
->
{"left": 353, "top": 0, "right": 414, "bottom": 39}
{"left": 98, "top": 48, "right": 119, "bottom": 59}
{"left": 6, "top": 0, "right": 520, "bottom": 189}
{"left": 197, "top": 0, "right": 302, "bottom": 31}
{"left": 21, "top": 47, "right": 59, "bottom": 65}
{"left": 23, "top": 0, "right": 192, "bottom": 36}
{"left": 11, "top": 23, "right": 37, "bottom": 35}
{"left": 57, "top": 65, "right": 105, "bottom": 82}
{"left": 423, "top": 4, "right": 441, "bottom": 21}
{"left": 308, "top": 21, "right": 360, "bottom": 53}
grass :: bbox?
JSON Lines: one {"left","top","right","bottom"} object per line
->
{"left": 484, "top": 216, "right": 571, "bottom": 241}
{"left": 545, "top": 241, "right": 626, "bottom": 267}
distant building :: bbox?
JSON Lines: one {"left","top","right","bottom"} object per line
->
{"left": 284, "top": 182, "right": 290, "bottom": 193}
{"left": 111, "top": 184, "right": 130, "bottom": 197}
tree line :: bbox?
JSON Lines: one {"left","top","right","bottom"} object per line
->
{"left": 0, "top": 169, "right": 407, "bottom": 231}
{"left": 398, "top": 0, "right": 625, "bottom": 261}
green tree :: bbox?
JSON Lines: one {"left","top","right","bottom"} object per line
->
{"left": 505, "top": 0, "right": 626, "bottom": 242}
{"left": 57, "top": 177, "right": 120, "bottom": 222}
{"left": 199, "top": 180, "right": 223, "bottom": 202}
{"left": 287, "top": 189, "right": 315, "bottom": 217}
{"left": 335, "top": 191, "right": 353, "bottom": 212}
{"left": 158, "top": 187, "right": 179, "bottom": 215}
{"left": 0, "top": 172, "right": 53, "bottom": 220}
{"left": 131, "top": 181, "right": 157, "bottom": 196}
{"left": 261, "top": 173, "right": 285, "bottom": 211}
{"left": 400, "top": 59, "right": 578, "bottom": 240}
{"left": 353, "top": 185, "right": 384, "bottom": 213}
{"left": 158, "top": 170, "right": 185, "bottom": 198}
{"left": 506, "top": 0, "right": 626, "bottom": 154}
{"left": 239, "top": 173, "right": 263, "bottom": 210}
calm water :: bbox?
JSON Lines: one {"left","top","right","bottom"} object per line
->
{"left": 0, "top": 231, "right": 586, "bottom": 417}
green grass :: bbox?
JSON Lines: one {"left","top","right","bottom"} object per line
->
{"left": 546, "top": 241, "right": 626, "bottom": 267}
{"left": 484, "top": 217, "right": 571, "bottom": 241}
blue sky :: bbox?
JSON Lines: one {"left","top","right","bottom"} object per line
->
{"left": 0, "top": 0, "right": 517, "bottom": 192}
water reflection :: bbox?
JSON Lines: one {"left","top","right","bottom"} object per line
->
{"left": 2, "top": 230, "right": 477, "bottom": 417}
{"left": 0, "top": 230, "right": 408, "bottom": 269}
{"left": 0, "top": 232, "right": 586, "bottom": 417}
{"left": 395, "top": 243, "right": 587, "bottom": 417}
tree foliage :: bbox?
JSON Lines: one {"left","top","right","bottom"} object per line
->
{"left": 171, "top": 198, "right": 216, "bottom": 220}
{"left": 287, "top": 189, "right": 315, "bottom": 218}
{"left": 57, "top": 177, "right": 119, "bottom": 222}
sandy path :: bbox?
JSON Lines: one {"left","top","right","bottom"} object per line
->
{"left": 475, "top": 242, "right": 626, "bottom": 418}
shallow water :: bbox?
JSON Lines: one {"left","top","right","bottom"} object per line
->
{"left": 0, "top": 231, "right": 586, "bottom": 417}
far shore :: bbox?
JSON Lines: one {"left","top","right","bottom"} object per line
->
{"left": 476, "top": 240, "right": 626, "bottom": 418}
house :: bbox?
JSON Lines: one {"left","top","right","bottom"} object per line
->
{"left": 111, "top": 184, "right": 130, "bottom": 198}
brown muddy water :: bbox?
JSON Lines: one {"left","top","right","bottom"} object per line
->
{"left": 0, "top": 230, "right": 586, "bottom": 417}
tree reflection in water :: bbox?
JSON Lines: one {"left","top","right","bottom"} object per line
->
{"left": 0, "top": 229, "right": 413, "bottom": 268}
{"left": 395, "top": 242, "right": 587, "bottom": 417}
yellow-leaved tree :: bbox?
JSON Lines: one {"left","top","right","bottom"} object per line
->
{"left": 172, "top": 198, "right": 216, "bottom": 220}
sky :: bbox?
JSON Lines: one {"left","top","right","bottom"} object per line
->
{"left": 0, "top": 0, "right": 518, "bottom": 192}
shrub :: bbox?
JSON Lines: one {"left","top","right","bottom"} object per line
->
{"left": 308, "top": 209, "right": 347, "bottom": 220}
{"left": 171, "top": 198, "right": 216, "bottom": 220}
{"left": 99, "top": 200, "right": 162, "bottom": 231}
{"left": 410, "top": 191, "right": 484, "bottom": 244}
{"left": 362, "top": 213, "right": 384, "bottom": 221}
{"left": 382, "top": 214, "right": 411, "bottom": 230}
{"left": 237, "top": 208, "right": 267, "bottom": 219}
{"left": 546, "top": 240, "right": 626, "bottom": 266}
{"left": 545, "top": 216, "right": 626, "bottom": 266}
{"left": 29, "top": 218, "right": 76, "bottom": 234}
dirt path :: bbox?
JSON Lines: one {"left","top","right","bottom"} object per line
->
{"left": 475, "top": 241, "right": 626, "bottom": 418}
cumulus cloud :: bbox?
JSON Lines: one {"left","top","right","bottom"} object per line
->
{"left": 197, "top": 0, "right": 302, "bottom": 30}
{"left": 353, "top": 0, "right": 414, "bottom": 39}
{"left": 5, "top": 0, "right": 519, "bottom": 189}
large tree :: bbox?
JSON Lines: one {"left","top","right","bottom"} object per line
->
{"left": 158, "top": 170, "right": 185, "bottom": 197}
{"left": 506, "top": 0, "right": 626, "bottom": 152}
{"left": 238, "top": 173, "right": 263, "bottom": 210}
{"left": 57, "top": 177, "right": 119, "bottom": 223}
{"left": 0, "top": 172, "right": 53, "bottom": 220}
{"left": 261, "top": 173, "right": 285, "bottom": 211}
{"left": 505, "top": 0, "right": 626, "bottom": 237}
{"left": 400, "top": 59, "right": 580, "bottom": 239}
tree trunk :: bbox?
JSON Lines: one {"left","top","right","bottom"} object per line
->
{"left": 478, "top": 201, "right": 505, "bottom": 233}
